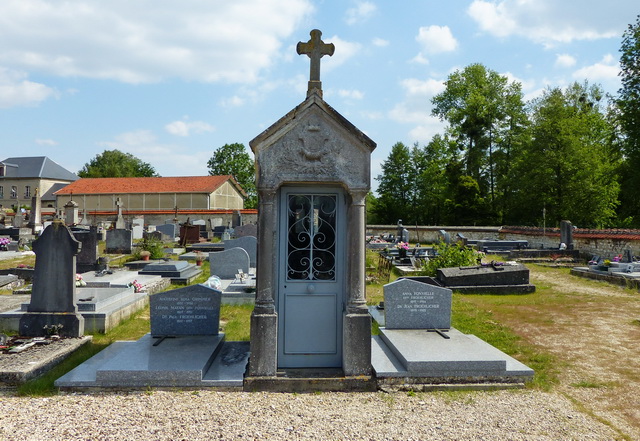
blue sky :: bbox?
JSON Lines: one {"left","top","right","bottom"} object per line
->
{"left": 0, "top": 1, "right": 636, "bottom": 194}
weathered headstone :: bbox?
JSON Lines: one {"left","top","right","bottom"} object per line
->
{"left": 28, "top": 188, "right": 42, "bottom": 234}
{"left": 156, "top": 223, "right": 178, "bottom": 239}
{"left": 73, "top": 226, "right": 99, "bottom": 271}
{"left": 150, "top": 284, "right": 221, "bottom": 336}
{"left": 560, "top": 220, "right": 573, "bottom": 250}
{"left": 209, "top": 247, "right": 250, "bottom": 279}
{"left": 64, "top": 200, "right": 79, "bottom": 226}
{"left": 115, "top": 197, "right": 126, "bottom": 229}
{"left": 233, "top": 223, "right": 257, "bottom": 238}
{"left": 384, "top": 278, "right": 452, "bottom": 330}
{"left": 106, "top": 229, "right": 132, "bottom": 254}
{"left": 223, "top": 236, "right": 257, "bottom": 267}
{"left": 19, "top": 220, "right": 84, "bottom": 337}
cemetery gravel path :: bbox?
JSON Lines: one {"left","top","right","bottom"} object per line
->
{"left": 479, "top": 266, "right": 640, "bottom": 441}
{"left": 0, "top": 389, "right": 623, "bottom": 440}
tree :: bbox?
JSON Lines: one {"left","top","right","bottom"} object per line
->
{"left": 373, "top": 142, "right": 414, "bottom": 224}
{"left": 431, "top": 64, "right": 527, "bottom": 220}
{"left": 78, "top": 150, "right": 158, "bottom": 178}
{"left": 510, "top": 83, "right": 618, "bottom": 228}
{"left": 207, "top": 143, "right": 257, "bottom": 209}
{"left": 616, "top": 15, "right": 640, "bottom": 226}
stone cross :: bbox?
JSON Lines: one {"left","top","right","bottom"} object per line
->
{"left": 297, "top": 29, "right": 335, "bottom": 98}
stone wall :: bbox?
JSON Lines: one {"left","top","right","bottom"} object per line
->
{"left": 500, "top": 226, "right": 640, "bottom": 259}
{"left": 366, "top": 225, "right": 500, "bottom": 244}
{"left": 368, "top": 224, "right": 640, "bottom": 259}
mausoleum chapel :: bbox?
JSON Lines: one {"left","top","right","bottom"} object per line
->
{"left": 1, "top": 29, "right": 536, "bottom": 395}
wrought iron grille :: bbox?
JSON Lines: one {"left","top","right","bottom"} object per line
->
{"left": 286, "top": 194, "right": 337, "bottom": 281}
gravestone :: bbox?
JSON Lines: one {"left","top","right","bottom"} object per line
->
{"left": 247, "top": 29, "right": 376, "bottom": 380}
{"left": 139, "top": 260, "right": 202, "bottom": 284}
{"left": 64, "top": 200, "right": 79, "bottom": 226}
{"left": 28, "top": 188, "right": 42, "bottom": 234}
{"left": 73, "top": 226, "right": 99, "bottom": 272}
{"left": 150, "top": 284, "right": 221, "bottom": 336}
{"left": 209, "top": 247, "right": 250, "bottom": 279}
{"left": 114, "top": 198, "right": 126, "bottom": 229}
{"left": 560, "top": 220, "right": 573, "bottom": 250}
{"left": 384, "top": 278, "right": 452, "bottom": 330}
{"left": 180, "top": 223, "right": 200, "bottom": 245}
{"left": 233, "top": 223, "right": 257, "bottom": 238}
{"left": 439, "top": 229, "right": 451, "bottom": 245}
{"left": 223, "top": 236, "right": 257, "bottom": 267}
{"left": 438, "top": 263, "right": 530, "bottom": 287}
{"left": 18, "top": 220, "right": 84, "bottom": 337}
{"left": 156, "top": 223, "right": 178, "bottom": 239}
{"left": 106, "top": 229, "right": 132, "bottom": 254}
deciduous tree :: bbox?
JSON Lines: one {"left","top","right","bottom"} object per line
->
{"left": 207, "top": 143, "right": 257, "bottom": 209}
{"left": 78, "top": 150, "right": 158, "bottom": 178}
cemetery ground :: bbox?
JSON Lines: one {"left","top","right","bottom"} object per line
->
{"left": 0, "top": 252, "right": 638, "bottom": 439}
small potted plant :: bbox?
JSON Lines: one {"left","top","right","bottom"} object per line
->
{"left": 140, "top": 250, "right": 151, "bottom": 261}
{"left": 195, "top": 251, "right": 205, "bottom": 266}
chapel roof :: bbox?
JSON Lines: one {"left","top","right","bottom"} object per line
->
{"left": 54, "top": 175, "right": 246, "bottom": 197}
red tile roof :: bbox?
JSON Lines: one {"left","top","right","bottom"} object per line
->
{"left": 54, "top": 176, "right": 246, "bottom": 197}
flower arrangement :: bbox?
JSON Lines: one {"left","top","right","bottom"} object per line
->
{"left": 129, "top": 280, "right": 143, "bottom": 293}
{"left": 395, "top": 242, "right": 409, "bottom": 251}
{"left": 612, "top": 254, "right": 622, "bottom": 262}
{"left": 75, "top": 274, "right": 87, "bottom": 287}
{"left": 0, "top": 237, "right": 10, "bottom": 246}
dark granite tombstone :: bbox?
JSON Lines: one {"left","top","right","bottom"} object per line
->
{"left": 73, "top": 226, "right": 99, "bottom": 272}
{"left": 106, "top": 229, "right": 132, "bottom": 254}
{"left": 560, "top": 220, "right": 573, "bottom": 250}
{"left": 438, "top": 263, "right": 529, "bottom": 286}
{"left": 18, "top": 220, "right": 84, "bottom": 337}
{"left": 150, "top": 284, "right": 222, "bottom": 336}
{"left": 139, "top": 260, "right": 202, "bottom": 284}
{"left": 384, "top": 278, "right": 452, "bottom": 330}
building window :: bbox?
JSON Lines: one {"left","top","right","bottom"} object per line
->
{"left": 0, "top": 186, "right": 3, "bottom": 198}
{"left": 0, "top": 165, "right": 4, "bottom": 177}
{"left": 10, "top": 186, "right": 17, "bottom": 199}
{"left": 24, "top": 186, "right": 31, "bottom": 198}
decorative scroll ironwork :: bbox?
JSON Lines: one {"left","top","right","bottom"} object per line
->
{"left": 287, "top": 194, "right": 337, "bottom": 281}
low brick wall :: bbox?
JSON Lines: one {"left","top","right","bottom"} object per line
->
{"left": 366, "top": 225, "right": 500, "bottom": 244}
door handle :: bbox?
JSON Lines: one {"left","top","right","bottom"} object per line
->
{"left": 306, "top": 284, "right": 315, "bottom": 293}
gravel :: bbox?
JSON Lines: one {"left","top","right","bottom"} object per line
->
{"left": 0, "top": 389, "right": 621, "bottom": 440}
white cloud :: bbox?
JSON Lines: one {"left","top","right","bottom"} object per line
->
{"left": 165, "top": 118, "right": 214, "bottom": 137}
{"left": 415, "top": 26, "right": 458, "bottom": 54}
{"left": 321, "top": 36, "right": 362, "bottom": 72}
{"left": 0, "top": 67, "right": 57, "bottom": 108}
{"left": 467, "top": 0, "right": 632, "bottom": 46}
{"left": 0, "top": 0, "right": 314, "bottom": 84}
{"left": 389, "top": 77, "right": 447, "bottom": 144}
{"left": 555, "top": 54, "right": 577, "bottom": 68}
{"left": 572, "top": 54, "right": 620, "bottom": 83}
{"left": 410, "top": 53, "right": 429, "bottom": 65}
{"left": 337, "top": 89, "right": 364, "bottom": 100}
{"left": 345, "top": 1, "right": 377, "bottom": 25}
{"left": 98, "top": 129, "right": 211, "bottom": 176}
{"left": 35, "top": 138, "right": 58, "bottom": 146}
{"left": 372, "top": 37, "right": 389, "bottom": 47}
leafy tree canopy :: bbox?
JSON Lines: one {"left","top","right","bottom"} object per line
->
{"left": 78, "top": 149, "right": 158, "bottom": 178}
{"left": 207, "top": 143, "right": 257, "bottom": 209}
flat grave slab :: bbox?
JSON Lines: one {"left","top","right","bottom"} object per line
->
{"left": 138, "top": 261, "right": 202, "bottom": 285}
{"left": 55, "top": 334, "right": 250, "bottom": 389}
{"left": 79, "top": 271, "right": 162, "bottom": 289}
{"left": 373, "top": 328, "right": 533, "bottom": 379}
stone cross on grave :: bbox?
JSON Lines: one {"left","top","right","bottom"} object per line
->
{"left": 297, "top": 29, "right": 335, "bottom": 98}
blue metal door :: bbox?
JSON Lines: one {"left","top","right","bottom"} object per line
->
{"left": 277, "top": 188, "right": 344, "bottom": 368}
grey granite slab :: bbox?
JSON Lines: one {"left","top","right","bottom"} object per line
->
{"left": 55, "top": 334, "right": 251, "bottom": 389}
{"left": 375, "top": 327, "right": 534, "bottom": 377}
{"left": 383, "top": 278, "right": 452, "bottom": 329}
{"left": 150, "top": 284, "right": 221, "bottom": 336}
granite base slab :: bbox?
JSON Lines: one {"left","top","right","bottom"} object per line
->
{"left": 55, "top": 334, "right": 250, "bottom": 389}
{"left": 372, "top": 327, "right": 533, "bottom": 384}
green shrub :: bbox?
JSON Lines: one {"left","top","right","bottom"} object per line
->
{"left": 420, "top": 242, "right": 480, "bottom": 277}
{"left": 138, "top": 236, "right": 165, "bottom": 259}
